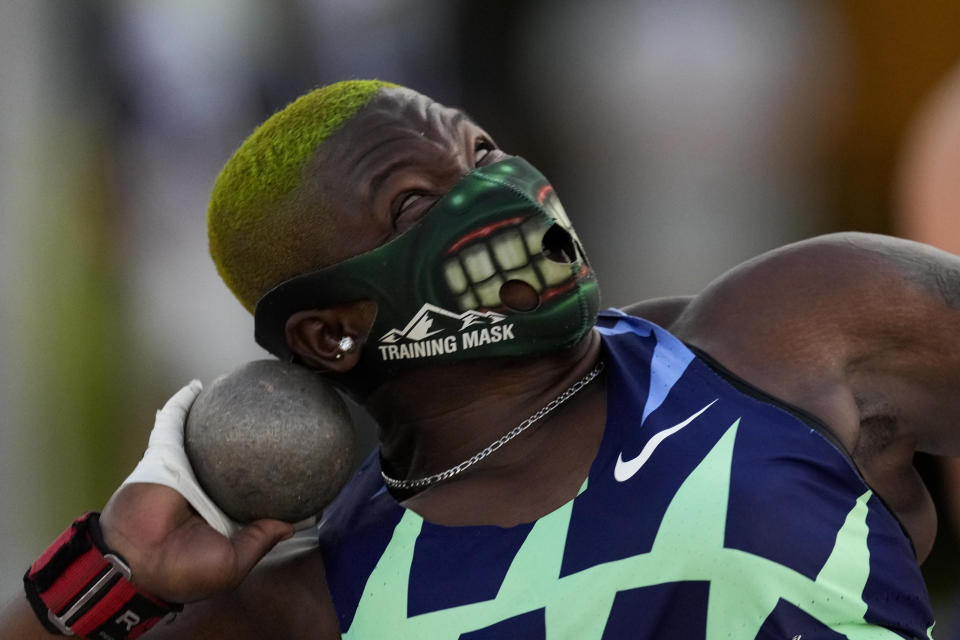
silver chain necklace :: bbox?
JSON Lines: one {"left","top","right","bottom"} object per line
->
{"left": 381, "top": 360, "right": 604, "bottom": 491}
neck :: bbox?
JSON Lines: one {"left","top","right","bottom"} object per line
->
{"left": 367, "top": 330, "right": 604, "bottom": 489}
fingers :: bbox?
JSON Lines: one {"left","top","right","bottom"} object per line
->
{"left": 149, "top": 380, "right": 203, "bottom": 448}
{"left": 124, "top": 379, "right": 242, "bottom": 538}
{"left": 230, "top": 520, "right": 297, "bottom": 580}
{"left": 161, "top": 379, "right": 203, "bottom": 415}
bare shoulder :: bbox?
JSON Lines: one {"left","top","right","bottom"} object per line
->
{"left": 625, "top": 232, "right": 960, "bottom": 331}
{"left": 677, "top": 231, "right": 960, "bottom": 347}
{"left": 669, "top": 232, "right": 960, "bottom": 452}
{"left": 768, "top": 232, "right": 954, "bottom": 301}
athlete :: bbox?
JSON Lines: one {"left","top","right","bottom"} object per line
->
{"left": 2, "top": 80, "right": 958, "bottom": 639}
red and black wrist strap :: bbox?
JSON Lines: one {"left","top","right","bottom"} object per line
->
{"left": 23, "top": 512, "right": 182, "bottom": 639}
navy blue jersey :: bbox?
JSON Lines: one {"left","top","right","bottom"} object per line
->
{"left": 317, "top": 310, "right": 935, "bottom": 639}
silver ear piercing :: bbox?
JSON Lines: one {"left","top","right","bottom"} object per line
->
{"left": 335, "top": 336, "right": 357, "bottom": 360}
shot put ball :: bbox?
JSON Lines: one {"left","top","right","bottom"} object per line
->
{"left": 185, "top": 359, "right": 355, "bottom": 524}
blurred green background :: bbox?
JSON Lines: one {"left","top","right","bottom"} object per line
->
{"left": 2, "top": 0, "right": 960, "bottom": 631}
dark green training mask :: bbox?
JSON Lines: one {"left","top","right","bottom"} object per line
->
{"left": 254, "top": 156, "right": 600, "bottom": 397}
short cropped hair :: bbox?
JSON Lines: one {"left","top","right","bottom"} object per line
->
{"left": 208, "top": 80, "right": 396, "bottom": 312}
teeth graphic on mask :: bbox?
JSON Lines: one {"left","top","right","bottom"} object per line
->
{"left": 443, "top": 215, "right": 581, "bottom": 312}
{"left": 504, "top": 265, "right": 540, "bottom": 287}
{"left": 457, "top": 291, "right": 479, "bottom": 311}
{"left": 535, "top": 256, "right": 573, "bottom": 286}
{"left": 491, "top": 228, "right": 528, "bottom": 270}
{"left": 475, "top": 274, "right": 506, "bottom": 307}
{"left": 443, "top": 259, "right": 469, "bottom": 295}
{"left": 523, "top": 224, "right": 544, "bottom": 256}
{"left": 462, "top": 244, "right": 497, "bottom": 282}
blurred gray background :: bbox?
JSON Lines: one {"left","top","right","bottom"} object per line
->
{"left": 3, "top": 0, "right": 960, "bottom": 629}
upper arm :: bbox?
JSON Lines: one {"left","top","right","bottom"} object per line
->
{"left": 675, "top": 232, "right": 960, "bottom": 456}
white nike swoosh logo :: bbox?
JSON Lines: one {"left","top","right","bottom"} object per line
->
{"left": 614, "top": 399, "right": 718, "bottom": 482}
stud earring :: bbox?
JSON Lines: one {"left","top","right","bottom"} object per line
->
{"left": 335, "top": 336, "right": 356, "bottom": 360}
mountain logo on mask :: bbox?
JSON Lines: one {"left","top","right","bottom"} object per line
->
{"left": 377, "top": 303, "right": 515, "bottom": 361}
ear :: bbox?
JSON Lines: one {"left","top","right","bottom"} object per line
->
{"left": 284, "top": 300, "right": 377, "bottom": 372}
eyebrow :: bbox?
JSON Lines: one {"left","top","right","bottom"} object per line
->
{"left": 349, "top": 123, "right": 409, "bottom": 169}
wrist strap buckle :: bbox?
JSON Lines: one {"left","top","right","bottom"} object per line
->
{"left": 25, "top": 512, "right": 182, "bottom": 639}
{"left": 45, "top": 553, "right": 132, "bottom": 636}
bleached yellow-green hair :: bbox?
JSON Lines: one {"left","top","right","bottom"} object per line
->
{"left": 208, "top": 79, "right": 397, "bottom": 313}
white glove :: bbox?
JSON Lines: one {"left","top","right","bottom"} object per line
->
{"left": 122, "top": 380, "right": 241, "bottom": 538}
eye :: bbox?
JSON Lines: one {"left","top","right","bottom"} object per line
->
{"left": 391, "top": 191, "right": 433, "bottom": 233}
{"left": 474, "top": 139, "right": 495, "bottom": 166}
{"left": 397, "top": 193, "right": 423, "bottom": 212}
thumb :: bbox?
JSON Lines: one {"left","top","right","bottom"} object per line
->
{"left": 229, "top": 519, "right": 297, "bottom": 577}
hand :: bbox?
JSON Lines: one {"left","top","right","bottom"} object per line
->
{"left": 100, "top": 382, "right": 295, "bottom": 603}
{"left": 101, "top": 483, "right": 294, "bottom": 603}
